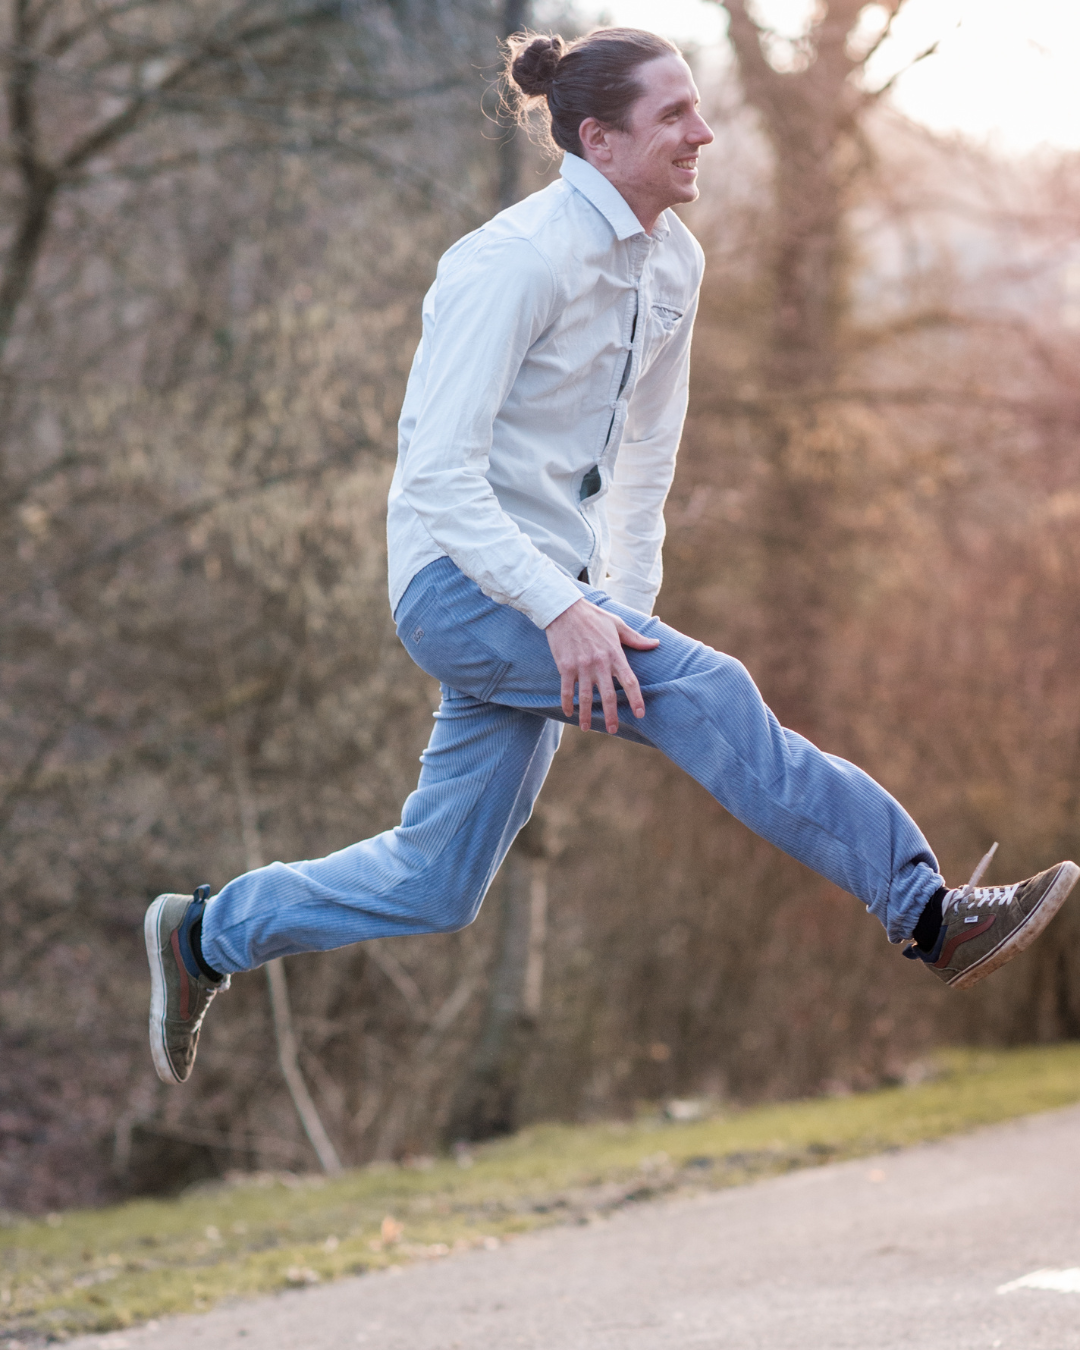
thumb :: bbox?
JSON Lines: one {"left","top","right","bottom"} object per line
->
{"left": 617, "top": 619, "right": 660, "bottom": 650}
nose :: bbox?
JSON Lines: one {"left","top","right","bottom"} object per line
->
{"left": 688, "top": 110, "right": 714, "bottom": 146}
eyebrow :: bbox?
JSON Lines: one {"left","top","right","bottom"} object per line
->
{"left": 657, "top": 96, "right": 697, "bottom": 118}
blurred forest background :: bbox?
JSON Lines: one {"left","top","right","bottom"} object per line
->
{"left": 3, "top": 0, "right": 1080, "bottom": 1214}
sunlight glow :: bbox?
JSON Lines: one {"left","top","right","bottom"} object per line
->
{"left": 573, "top": 0, "right": 1080, "bottom": 154}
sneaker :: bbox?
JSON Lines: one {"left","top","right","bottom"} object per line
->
{"left": 144, "top": 885, "right": 229, "bottom": 1084}
{"left": 904, "top": 860, "right": 1079, "bottom": 990}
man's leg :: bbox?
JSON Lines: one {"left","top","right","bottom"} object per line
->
{"left": 422, "top": 563, "right": 1075, "bottom": 972}
{"left": 146, "top": 564, "right": 562, "bottom": 1081}
{"left": 149, "top": 684, "right": 558, "bottom": 1083}
{"left": 200, "top": 688, "right": 562, "bottom": 974}
{"left": 397, "top": 559, "right": 942, "bottom": 944}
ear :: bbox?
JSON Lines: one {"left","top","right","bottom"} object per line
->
{"left": 578, "top": 116, "right": 614, "bottom": 164}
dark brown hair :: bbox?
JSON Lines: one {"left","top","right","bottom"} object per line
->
{"left": 504, "top": 28, "right": 680, "bottom": 159}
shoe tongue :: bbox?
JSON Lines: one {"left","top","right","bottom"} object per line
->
{"left": 951, "top": 843, "right": 999, "bottom": 909}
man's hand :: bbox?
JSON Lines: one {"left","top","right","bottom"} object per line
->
{"left": 545, "top": 599, "right": 660, "bottom": 734}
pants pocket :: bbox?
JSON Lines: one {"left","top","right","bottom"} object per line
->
{"left": 478, "top": 657, "right": 512, "bottom": 703}
{"left": 402, "top": 612, "right": 511, "bottom": 705}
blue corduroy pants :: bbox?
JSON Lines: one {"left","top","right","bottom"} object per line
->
{"left": 200, "top": 557, "right": 944, "bottom": 974}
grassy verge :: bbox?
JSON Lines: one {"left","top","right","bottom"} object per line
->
{"left": 4, "top": 1043, "right": 1080, "bottom": 1343}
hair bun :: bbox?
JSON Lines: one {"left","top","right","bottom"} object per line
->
{"left": 511, "top": 34, "right": 566, "bottom": 97}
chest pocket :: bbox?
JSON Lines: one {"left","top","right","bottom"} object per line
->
{"left": 641, "top": 303, "right": 684, "bottom": 372}
{"left": 651, "top": 303, "right": 684, "bottom": 331}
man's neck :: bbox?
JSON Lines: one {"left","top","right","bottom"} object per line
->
{"left": 611, "top": 188, "right": 661, "bottom": 237}
{"left": 581, "top": 157, "right": 662, "bottom": 236}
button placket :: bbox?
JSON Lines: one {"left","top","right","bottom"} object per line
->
{"left": 577, "top": 234, "right": 654, "bottom": 576}
{"left": 600, "top": 246, "right": 647, "bottom": 471}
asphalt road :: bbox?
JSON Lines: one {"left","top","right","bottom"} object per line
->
{"left": 67, "top": 1104, "right": 1080, "bottom": 1350}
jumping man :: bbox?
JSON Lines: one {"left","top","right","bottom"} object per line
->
{"left": 145, "top": 28, "right": 1078, "bottom": 1085}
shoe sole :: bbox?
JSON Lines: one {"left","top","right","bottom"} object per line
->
{"left": 949, "top": 861, "right": 1080, "bottom": 990}
{"left": 144, "top": 895, "right": 183, "bottom": 1084}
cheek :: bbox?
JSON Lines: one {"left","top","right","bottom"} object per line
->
{"left": 645, "top": 136, "right": 675, "bottom": 175}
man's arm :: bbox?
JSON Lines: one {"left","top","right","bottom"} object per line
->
{"left": 399, "top": 235, "right": 583, "bottom": 630}
{"left": 604, "top": 289, "right": 699, "bottom": 615}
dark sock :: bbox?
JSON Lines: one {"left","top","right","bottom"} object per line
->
{"left": 190, "top": 916, "right": 224, "bottom": 983}
{"left": 913, "top": 886, "right": 947, "bottom": 951}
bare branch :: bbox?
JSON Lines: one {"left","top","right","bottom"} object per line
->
{"left": 41, "top": 0, "right": 158, "bottom": 62}
{"left": 366, "top": 944, "right": 430, "bottom": 1023}
{"left": 863, "top": 38, "right": 940, "bottom": 103}
{"left": 0, "top": 437, "right": 377, "bottom": 618}
{"left": 265, "top": 959, "right": 344, "bottom": 1175}
{"left": 58, "top": 1, "right": 342, "bottom": 173}
{"left": 717, "top": 0, "right": 783, "bottom": 106}
{"left": 859, "top": 3, "right": 899, "bottom": 62}
{"left": 413, "top": 973, "right": 481, "bottom": 1059}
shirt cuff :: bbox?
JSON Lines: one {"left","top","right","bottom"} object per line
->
{"left": 515, "top": 570, "right": 585, "bottom": 629}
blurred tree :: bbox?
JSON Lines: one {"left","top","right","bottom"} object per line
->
{"left": 447, "top": 812, "right": 554, "bottom": 1141}
{"left": 0, "top": 0, "right": 499, "bottom": 1207}
{"left": 445, "top": 0, "right": 559, "bottom": 1146}
{"left": 6, "top": 0, "right": 1080, "bottom": 1215}
{"left": 497, "top": 0, "right": 532, "bottom": 211}
{"left": 0, "top": 0, "right": 455, "bottom": 357}
{"left": 716, "top": 0, "right": 929, "bottom": 733}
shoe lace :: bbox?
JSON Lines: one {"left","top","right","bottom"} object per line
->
{"left": 943, "top": 842, "right": 1018, "bottom": 911}
{"left": 951, "top": 883, "right": 1019, "bottom": 909}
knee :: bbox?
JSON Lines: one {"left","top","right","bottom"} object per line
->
{"left": 425, "top": 890, "right": 483, "bottom": 935}
{"left": 717, "top": 652, "right": 755, "bottom": 688}
{"left": 714, "top": 652, "right": 768, "bottom": 706}
{"left": 685, "top": 649, "right": 760, "bottom": 705}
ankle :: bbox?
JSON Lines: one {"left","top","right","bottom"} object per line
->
{"left": 913, "top": 886, "right": 947, "bottom": 952}
{"left": 178, "top": 886, "right": 224, "bottom": 983}
{"left": 190, "top": 915, "right": 224, "bottom": 983}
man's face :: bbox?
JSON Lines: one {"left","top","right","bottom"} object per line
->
{"left": 583, "top": 54, "right": 714, "bottom": 229}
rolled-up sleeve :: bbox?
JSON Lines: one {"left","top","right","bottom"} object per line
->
{"left": 398, "top": 236, "right": 584, "bottom": 630}
{"left": 604, "top": 291, "right": 698, "bottom": 615}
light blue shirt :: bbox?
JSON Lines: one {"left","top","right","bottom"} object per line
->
{"left": 388, "top": 152, "right": 704, "bottom": 629}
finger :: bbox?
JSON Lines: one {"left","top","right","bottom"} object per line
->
{"left": 616, "top": 619, "right": 660, "bottom": 650}
{"left": 597, "top": 670, "right": 620, "bottom": 734}
{"left": 614, "top": 655, "right": 646, "bottom": 719}
{"left": 561, "top": 669, "right": 575, "bottom": 720}
{"left": 579, "top": 674, "right": 593, "bottom": 732}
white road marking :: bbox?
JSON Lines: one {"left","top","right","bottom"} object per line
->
{"left": 997, "top": 1267, "right": 1080, "bottom": 1294}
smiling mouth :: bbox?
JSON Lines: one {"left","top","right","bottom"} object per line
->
{"left": 674, "top": 157, "right": 698, "bottom": 171}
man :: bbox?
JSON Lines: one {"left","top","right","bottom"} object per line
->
{"left": 145, "top": 28, "right": 1077, "bottom": 1086}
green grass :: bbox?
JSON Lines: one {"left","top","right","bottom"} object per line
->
{"left": 4, "top": 1043, "right": 1080, "bottom": 1342}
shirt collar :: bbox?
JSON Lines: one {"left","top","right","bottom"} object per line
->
{"left": 559, "top": 153, "right": 670, "bottom": 242}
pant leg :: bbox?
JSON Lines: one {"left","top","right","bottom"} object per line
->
{"left": 398, "top": 558, "right": 943, "bottom": 945}
{"left": 201, "top": 683, "right": 561, "bottom": 974}
{"left": 205, "top": 553, "right": 943, "bottom": 971}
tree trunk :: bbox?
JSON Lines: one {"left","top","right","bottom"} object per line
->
{"left": 0, "top": 183, "right": 55, "bottom": 363}
{"left": 497, "top": 0, "right": 532, "bottom": 211}
{"left": 447, "top": 815, "right": 549, "bottom": 1140}
{"left": 721, "top": 0, "right": 895, "bottom": 734}
{"left": 225, "top": 702, "right": 342, "bottom": 1175}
